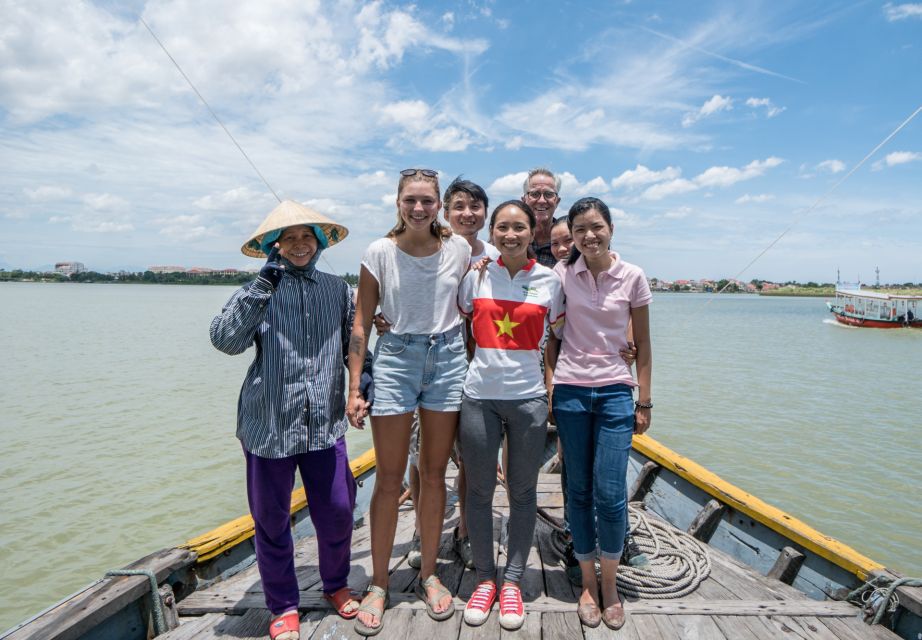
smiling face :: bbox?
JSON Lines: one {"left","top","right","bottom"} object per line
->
{"left": 278, "top": 225, "right": 319, "bottom": 267}
{"left": 443, "top": 191, "right": 486, "bottom": 240}
{"left": 522, "top": 173, "right": 560, "bottom": 227}
{"left": 570, "top": 208, "right": 612, "bottom": 261}
{"left": 397, "top": 180, "right": 441, "bottom": 233}
{"left": 491, "top": 204, "right": 535, "bottom": 262}
{"left": 550, "top": 221, "right": 573, "bottom": 263}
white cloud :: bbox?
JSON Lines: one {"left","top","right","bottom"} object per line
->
{"left": 612, "top": 165, "right": 681, "bottom": 190}
{"left": 745, "top": 97, "right": 786, "bottom": 118}
{"left": 377, "top": 100, "right": 431, "bottom": 131}
{"left": 557, "top": 173, "right": 611, "bottom": 198}
{"left": 682, "top": 95, "right": 733, "bottom": 127}
{"left": 694, "top": 157, "right": 783, "bottom": 188}
{"left": 24, "top": 186, "right": 74, "bottom": 201}
{"left": 664, "top": 206, "right": 692, "bottom": 219}
{"left": 82, "top": 193, "right": 129, "bottom": 211}
{"left": 884, "top": 3, "right": 922, "bottom": 21}
{"left": 488, "top": 172, "right": 529, "bottom": 197}
{"left": 642, "top": 178, "right": 698, "bottom": 201}
{"left": 817, "top": 159, "right": 846, "bottom": 174}
{"left": 353, "top": 2, "right": 487, "bottom": 70}
{"left": 735, "top": 193, "right": 774, "bottom": 204}
{"left": 637, "top": 157, "right": 783, "bottom": 200}
{"left": 872, "top": 151, "right": 922, "bottom": 170}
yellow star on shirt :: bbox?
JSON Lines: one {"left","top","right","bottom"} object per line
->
{"left": 494, "top": 313, "right": 520, "bottom": 338}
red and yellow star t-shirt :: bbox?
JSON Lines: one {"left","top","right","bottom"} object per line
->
{"left": 458, "top": 258, "right": 565, "bottom": 399}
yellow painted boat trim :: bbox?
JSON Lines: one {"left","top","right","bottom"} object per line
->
{"left": 183, "top": 447, "right": 378, "bottom": 562}
{"left": 632, "top": 434, "right": 884, "bottom": 580}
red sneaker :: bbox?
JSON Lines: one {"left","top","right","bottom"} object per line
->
{"left": 463, "top": 581, "right": 497, "bottom": 626}
{"left": 498, "top": 583, "right": 524, "bottom": 630}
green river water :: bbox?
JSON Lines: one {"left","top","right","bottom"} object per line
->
{"left": 1, "top": 282, "right": 919, "bottom": 630}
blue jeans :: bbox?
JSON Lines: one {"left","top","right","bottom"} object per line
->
{"left": 552, "top": 383, "right": 634, "bottom": 561}
{"left": 371, "top": 325, "right": 467, "bottom": 416}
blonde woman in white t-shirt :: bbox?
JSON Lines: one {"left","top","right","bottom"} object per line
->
{"left": 347, "top": 169, "right": 471, "bottom": 636}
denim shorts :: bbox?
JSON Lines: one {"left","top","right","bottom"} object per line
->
{"left": 371, "top": 325, "right": 468, "bottom": 416}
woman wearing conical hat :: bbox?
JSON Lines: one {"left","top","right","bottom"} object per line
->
{"left": 210, "top": 200, "right": 367, "bottom": 640}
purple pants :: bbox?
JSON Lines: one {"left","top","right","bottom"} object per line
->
{"left": 245, "top": 436, "right": 356, "bottom": 615}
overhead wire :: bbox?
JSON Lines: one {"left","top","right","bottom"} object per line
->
{"left": 710, "top": 104, "right": 922, "bottom": 300}
{"left": 139, "top": 17, "right": 341, "bottom": 274}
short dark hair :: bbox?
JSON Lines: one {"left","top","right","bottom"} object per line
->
{"left": 443, "top": 176, "right": 488, "bottom": 211}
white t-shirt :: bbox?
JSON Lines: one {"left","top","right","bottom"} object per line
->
{"left": 470, "top": 241, "right": 500, "bottom": 265}
{"left": 362, "top": 234, "right": 471, "bottom": 335}
{"left": 459, "top": 258, "right": 565, "bottom": 399}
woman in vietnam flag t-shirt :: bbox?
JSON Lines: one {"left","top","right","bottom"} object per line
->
{"left": 456, "top": 199, "right": 564, "bottom": 631}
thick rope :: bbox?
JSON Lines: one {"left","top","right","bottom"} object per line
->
{"left": 104, "top": 569, "right": 166, "bottom": 635}
{"left": 616, "top": 503, "right": 712, "bottom": 599}
{"left": 541, "top": 502, "right": 711, "bottom": 599}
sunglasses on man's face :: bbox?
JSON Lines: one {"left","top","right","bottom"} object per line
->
{"left": 400, "top": 168, "right": 438, "bottom": 178}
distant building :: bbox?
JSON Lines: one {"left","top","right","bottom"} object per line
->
{"left": 54, "top": 262, "right": 86, "bottom": 277}
{"left": 148, "top": 265, "right": 186, "bottom": 274}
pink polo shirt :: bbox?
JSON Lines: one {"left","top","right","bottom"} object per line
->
{"left": 552, "top": 252, "right": 652, "bottom": 387}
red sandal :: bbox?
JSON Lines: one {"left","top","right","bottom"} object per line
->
{"left": 323, "top": 587, "right": 360, "bottom": 620}
{"left": 268, "top": 610, "right": 300, "bottom": 640}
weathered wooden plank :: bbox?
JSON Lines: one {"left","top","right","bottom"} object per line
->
{"left": 5, "top": 547, "right": 196, "bottom": 640}
{"left": 541, "top": 611, "right": 582, "bottom": 638}
{"left": 534, "top": 521, "right": 577, "bottom": 603}
{"left": 457, "top": 610, "right": 501, "bottom": 639}
{"left": 629, "top": 460, "right": 660, "bottom": 502}
{"left": 405, "top": 609, "right": 463, "bottom": 640}
{"left": 767, "top": 546, "right": 806, "bottom": 585}
{"left": 157, "top": 614, "right": 224, "bottom": 640}
{"left": 820, "top": 616, "right": 901, "bottom": 640}
{"left": 687, "top": 499, "right": 726, "bottom": 542}
{"left": 711, "top": 615, "right": 763, "bottom": 640}
{"left": 669, "top": 615, "right": 728, "bottom": 639}
{"left": 762, "top": 615, "right": 842, "bottom": 640}
{"left": 500, "top": 611, "right": 541, "bottom": 640}
{"left": 585, "top": 614, "right": 642, "bottom": 640}
{"left": 186, "top": 594, "right": 857, "bottom": 617}
{"left": 631, "top": 612, "right": 669, "bottom": 640}
{"left": 707, "top": 544, "right": 808, "bottom": 601}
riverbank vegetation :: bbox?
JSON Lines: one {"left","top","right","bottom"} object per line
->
{"left": 1, "top": 269, "right": 363, "bottom": 287}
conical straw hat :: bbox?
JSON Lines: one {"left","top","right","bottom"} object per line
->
{"left": 241, "top": 199, "right": 349, "bottom": 258}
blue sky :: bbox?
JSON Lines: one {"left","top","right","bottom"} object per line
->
{"left": 1, "top": 0, "right": 920, "bottom": 282}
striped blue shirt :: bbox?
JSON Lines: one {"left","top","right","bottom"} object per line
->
{"left": 210, "top": 268, "right": 353, "bottom": 458}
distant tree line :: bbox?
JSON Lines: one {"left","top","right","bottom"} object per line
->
{"left": 1, "top": 269, "right": 363, "bottom": 287}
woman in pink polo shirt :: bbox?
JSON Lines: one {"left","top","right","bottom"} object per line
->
{"left": 546, "top": 197, "right": 652, "bottom": 631}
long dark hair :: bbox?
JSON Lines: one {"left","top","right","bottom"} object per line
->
{"left": 566, "top": 197, "right": 613, "bottom": 265}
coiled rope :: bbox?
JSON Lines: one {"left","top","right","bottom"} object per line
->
{"left": 540, "top": 502, "right": 711, "bottom": 599}
{"left": 616, "top": 503, "right": 712, "bottom": 599}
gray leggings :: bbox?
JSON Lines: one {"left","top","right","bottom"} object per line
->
{"left": 459, "top": 393, "right": 549, "bottom": 584}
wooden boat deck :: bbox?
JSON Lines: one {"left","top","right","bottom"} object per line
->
{"left": 161, "top": 470, "right": 898, "bottom": 640}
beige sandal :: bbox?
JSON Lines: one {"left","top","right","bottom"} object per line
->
{"left": 415, "top": 575, "right": 455, "bottom": 621}
{"left": 354, "top": 585, "right": 389, "bottom": 637}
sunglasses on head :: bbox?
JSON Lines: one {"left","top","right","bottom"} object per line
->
{"left": 400, "top": 168, "right": 438, "bottom": 178}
